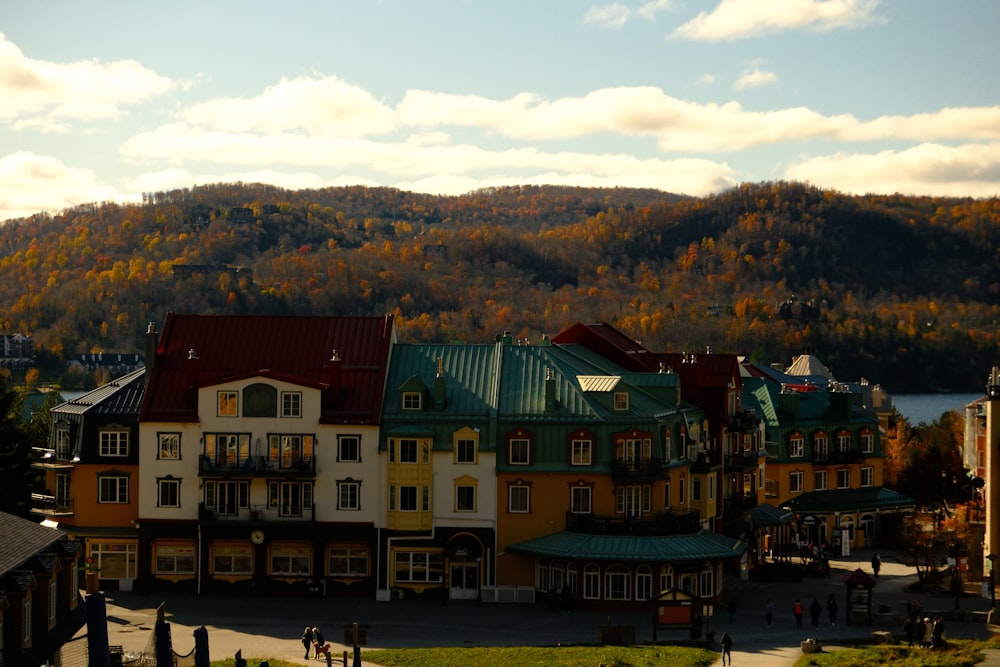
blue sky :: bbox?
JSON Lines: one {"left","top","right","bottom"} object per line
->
{"left": 1, "top": 0, "right": 997, "bottom": 221}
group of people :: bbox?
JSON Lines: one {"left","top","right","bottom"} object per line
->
{"left": 790, "top": 594, "right": 838, "bottom": 630}
{"left": 301, "top": 626, "right": 330, "bottom": 660}
{"left": 903, "top": 614, "right": 947, "bottom": 649}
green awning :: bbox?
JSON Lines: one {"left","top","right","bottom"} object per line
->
{"left": 785, "top": 486, "right": 916, "bottom": 514}
{"left": 507, "top": 529, "right": 745, "bottom": 562}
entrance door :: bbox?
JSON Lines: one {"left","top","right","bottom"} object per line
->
{"left": 449, "top": 560, "right": 479, "bottom": 600}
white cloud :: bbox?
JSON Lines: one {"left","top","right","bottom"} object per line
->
{"left": 784, "top": 142, "right": 1000, "bottom": 197}
{"left": 672, "top": 0, "right": 880, "bottom": 41}
{"left": 0, "top": 151, "right": 134, "bottom": 220}
{"left": 696, "top": 73, "right": 716, "bottom": 86}
{"left": 584, "top": 0, "right": 672, "bottom": 28}
{"left": 733, "top": 64, "right": 778, "bottom": 90}
{"left": 0, "top": 33, "right": 174, "bottom": 132}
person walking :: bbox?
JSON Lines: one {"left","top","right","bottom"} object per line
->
{"left": 301, "top": 626, "right": 313, "bottom": 659}
{"left": 915, "top": 616, "right": 927, "bottom": 648}
{"left": 827, "top": 593, "right": 838, "bottom": 627}
{"left": 871, "top": 552, "right": 881, "bottom": 577}
{"left": 765, "top": 598, "right": 774, "bottom": 627}
{"left": 903, "top": 615, "right": 915, "bottom": 647}
{"left": 793, "top": 599, "right": 804, "bottom": 629}
{"left": 922, "top": 617, "right": 933, "bottom": 648}
{"left": 719, "top": 632, "right": 733, "bottom": 665}
{"left": 809, "top": 598, "right": 822, "bottom": 631}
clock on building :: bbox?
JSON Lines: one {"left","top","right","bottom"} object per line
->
{"left": 250, "top": 529, "right": 265, "bottom": 545}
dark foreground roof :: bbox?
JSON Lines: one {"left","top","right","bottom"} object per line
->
{"left": 507, "top": 529, "right": 745, "bottom": 562}
{"left": 785, "top": 486, "right": 916, "bottom": 514}
{"left": 0, "top": 512, "right": 67, "bottom": 574}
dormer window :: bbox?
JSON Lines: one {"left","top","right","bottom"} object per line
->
{"left": 402, "top": 391, "right": 423, "bottom": 411}
{"left": 613, "top": 392, "right": 629, "bottom": 411}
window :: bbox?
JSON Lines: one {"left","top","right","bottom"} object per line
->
{"left": 616, "top": 437, "right": 652, "bottom": 467}
{"left": 789, "top": 434, "right": 804, "bottom": 458}
{"left": 155, "top": 543, "right": 196, "bottom": 574}
{"left": 509, "top": 438, "right": 530, "bottom": 465}
{"left": 100, "top": 430, "right": 129, "bottom": 457}
{"left": 605, "top": 564, "right": 631, "bottom": 600}
{"left": 393, "top": 551, "right": 442, "bottom": 583}
{"left": 456, "top": 485, "right": 476, "bottom": 512}
{"left": 860, "top": 466, "right": 874, "bottom": 487}
{"left": 570, "top": 486, "right": 592, "bottom": 514}
{"left": 613, "top": 392, "right": 630, "bottom": 411}
{"left": 692, "top": 476, "right": 702, "bottom": 501}
{"left": 267, "top": 481, "right": 313, "bottom": 517}
{"left": 99, "top": 475, "right": 129, "bottom": 503}
{"left": 663, "top": 481, "right": 671, "bottom": 509}
{"left": 48, "top": 577, "right": 58, "bottom": 622}
{"left": 700, "top": 569, "right": 714, "bottom": 597}
{"left": 837, "top": 432, "right": 851, "bottom": 453}
{"left": 281, "top": 391, "right": 302, "bottom": 418}
{"left": 422, "top": 485, "right": 430, "bottom": 512}
{"left": 328, "top": 546, "right": 370, "bottom": 577}
{"left": 456, "top": 438, "right": 476, "bottom": 464}
{"left": 583, "top": 564, "right": 600, "bottom": 599}
{"left": 814, "top": 470, "right": 828, "bottom": 491}
{"left": 837, "top": 468, "right": 851, "bottom": 489}
{"left": 157, "top": 478, "right": 180, "bottom": 508}
{"left": 56, "top": 473, "right": 71, "bottom": 508}
{"left": 23, "top": 598, "right": 31, "bottom": 643}
{"left": 205, "top": 480, "right": 250, "bottom": 516}
{"left": 218, "top": 390, "right": 238, "bottom": 417}
{"left": 338, "top": 435, "right": 361, "bottom": 462}
{"left": 814, "top": 434, "right": 828, "bottom": 460}
{"left": 55, "top": 427, "right": 71, "bottom": 459}
{"left": 860, "top": 432, "right": 875, "bottom": 454}
{"left": 509, "top": 485, "right": 530, "bottom": 513}
{"left": 616, "top": 485, "right": 650, "bottom": 517}
{"left": 660, "top": 566, "right": 674, "bottom": 592}
{"left": 402, "top": 391, "right": 422, "bottom": 411}
{"left": 158, "top": 433, "right": 180, "bottom": 460}
{"left": 204, "top": 433, "right": 251, "bottom": 467}
{"left": 90, "top": 542, "right": 137, "bottom": 579}
{"left": 268, "top": 434, "right": 315, "bottom": 469}
{"left": 636, "top": 565, "right": 653, "bottom": 601}
{"left": 399, "top": 486, "right": 418, "bottom": 511}
{"left": 270, "top": 544, "right": 311, "bottom": 576}
{"left": 789, "top": 471, "right": 803, "bottom": 493}
{"left": 243, "top": 383, "right": 276, "bottom": 417}
{"left": 571, "top": 439, "right": 592, "bottom": 466}
{"left": 212, "top": 543, "right": 253, "bottom": 575}
{"left": 337, "top": 480, "right": 361, "bottom": 510}
{"left": 678, "top": 476, "right": 686, "bottom": 504}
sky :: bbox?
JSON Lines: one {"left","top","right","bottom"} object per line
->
{"left": 1, "top": 0, "right": 998, "bottom": 222}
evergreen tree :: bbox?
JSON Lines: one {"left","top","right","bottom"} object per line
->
{"left": 0, "top": 375, "right": 42, "bottom": 517}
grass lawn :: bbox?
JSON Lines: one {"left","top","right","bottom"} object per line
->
{"left": 360, "top": 645, "right": 718, "bottom": 667}
{"left": 791, "top": 638, "right": 998, "bottom": 667}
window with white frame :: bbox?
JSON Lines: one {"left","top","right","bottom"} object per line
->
{"left": 100, "top": 429, "right": 129, "bottom": 457}
{"left": 56, "top": 473, "right": 70, "bottom": 507}
{"left": 678, "top": 476, "right": 686, "bottom": 504}
{"left": 267, "top": 481, "right": 313, "bottom": 517}
{"left": 268, "top": 434, "right": 315, "bottom": 468}
{"left": 814, "top": 433, "right": 829, "bottom": 460}
{"left": 814, "top": 469, "right": 828, "bottom": 491}
{"left": 217, "top": 390, "right": 238, "bottom": 417}
{"left": 692, "top": 476, "right": 702, "bottom": 501}
{"left": 508, "top": 485, "right": 530, "bottom": 513}
{"left": 157, "top": 477, "right": 180, "bottom": 507}
{"left": 583, "top": 564, "right": 600, "bottom": 599}
{"left": 391, "top": 438, "right": 419, "bottom": 464}
{"left": 455, "top": 484, "right": 476, "bottom": 512}
{"left": 158, "top": 433, "right": 180, "bottom": 460}
{"left": 613, "top": 392, "right": 630, "bottom": 411}
{"left": 636, "top": 565, "right": 653, "bottom": 601}
{"left": 700, "top": 569, "right": 714, "bottom": 597}
{"left": 789, "top": 471, "right": 803, "bottom": 493}
{"left": 55, "top": 426, "right": 71, "bottom": 459}
{"left": 860, "top": 466, "right": 874, "bottom": 487}
{"left": 789, "top": 434, "right": 804, "bottom": 458}
{"left": 837, "top": 432, "right": 851, "bottom": 452}
{"left": 860, "top": 432, "right": 875, "bottom": 453}
{"left": 155, "top": 543, "right": 196, "bottom": 574}
{"left": 23, "top": 598, "right": 31, "bottom": 643}
{"left": 393, "top": 551, "right": 442, "bottom": 583}
{"left": 398, "top": 486, "right": 418, "bottom": 511}
{"left": 605, "top": 564, "right": 631, "bottom": 600}
{"left": 337, "top": 480, "right": 361, "bottom": 510}
{"left": 837, "top": 468, "right": 851, "bottom": 489}
{"left": 402, "top": 391, "right": 422, "bottom": 411}
{"left": 338, "top": 435, "right": 361, "bottom": 462}
{"left": 570, "top": 486, "right": 592, "bottom": 514}
{"left": 48, "top": 577, "right": 58, "bottom": 622}
{"left": 98, "top": 475, "right": 129, "bottom": 503}
{"left": 328, "top": 546, "right": 370, "bottom": 577}
{"left": 205, "top": 480, "right": 250, "bottom": 516}
{"left": 660, "top": 565, "right": 674, "bottom": 592}
{"left": 281, "top": 391, "right": 302, "bottom": 417}
{"left": 509, "top": 438, "right": 530, "bottom": 465}
{"left": 571, "top": 438, "right": 592, "bottom": 465}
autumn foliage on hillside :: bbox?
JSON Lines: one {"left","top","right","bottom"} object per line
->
{"left": 1, "top": 181, "right": 999, "bottom": 392}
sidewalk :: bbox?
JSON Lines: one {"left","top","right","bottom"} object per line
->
{"left": 85, "top": 548, "right": 997, "bottom": 666}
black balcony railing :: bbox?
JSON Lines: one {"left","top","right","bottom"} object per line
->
{"left": 199, "top": 454, "right": 316, "bottom": 476}
{"left": 565, "top": 508, "right": 702, "bottom": 536}
{"left": 30, "top": 493, "right": 74, "bottom": 517}
{"left": 611, "top": 457, "right": 667, "bottom": 481}
{"left": 30, "top": 447, "right": 78, "bottom": 469}
{"left": 198, "top": 502, "right": 315, "bottom": 522}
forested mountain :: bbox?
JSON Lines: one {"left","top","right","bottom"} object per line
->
{"left": 1, "top": 181, "right": 999, "bottom": 392}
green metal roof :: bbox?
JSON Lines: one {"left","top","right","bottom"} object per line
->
{"left": 507, "top": 529, "right": 746, "bottom": 562}
{"left": 785, "top": 486, "right": 916, "bottom": 514}
{"left": 382, "top": 343, "right": 500, "bottom": 419}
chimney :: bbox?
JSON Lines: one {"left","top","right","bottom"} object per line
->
{"left": 544, "top": 367, "right": 557, "bottom": 412}
{"left": 144, "top": 322, "right": 158, "bottom": 384}
{"left": 433, "top": 357, "right": 446, "bottom": 410}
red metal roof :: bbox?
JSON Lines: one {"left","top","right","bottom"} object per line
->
{"left": 139, "top": 313, "right": 395, "bottom": 424}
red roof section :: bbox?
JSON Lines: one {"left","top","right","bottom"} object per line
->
{"left": 551, "top": 322, "right": 654, "bottom": 370}
{"left": 139, "top": 313, "right": 395, "bottom": 424}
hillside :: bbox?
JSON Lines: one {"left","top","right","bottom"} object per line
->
{"left": 1, "top": 181, "right": 998, "bottom": 392}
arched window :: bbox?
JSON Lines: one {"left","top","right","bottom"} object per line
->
{"left": 635, "top": 565, "right": 653, "bottom": 600}
{"left": 605, "top": 564, "right": 631, "bottom": 600}
{"left": 583, "top": 564, "right": 600, "bottom": 599}
{"left": 659, "top": 565, "right": 674, "bottom": 592}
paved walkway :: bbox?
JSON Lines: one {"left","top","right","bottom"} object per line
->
{"left": 82, "top": 548, "right": 999, "bottom": 666}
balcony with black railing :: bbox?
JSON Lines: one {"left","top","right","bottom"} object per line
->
{"left": 611, "top": 457, "right": 668, "bottom": 482}
{"left": 199, "top": 454, "right": 316, "bottom": 477}
{"left": 729, "top": 409, "right": 761, "bottom": 433}
{"left": 30, "top": 447, "right": 78, "bottom": 470}
{"left": 724, "top": 450, "right": 761, "bottom": 470}
{"left": 30, "top": 493, "right": 74, "bottom": 517}
{"left": 198, "top": 502, "right": 315, "bottom": 523}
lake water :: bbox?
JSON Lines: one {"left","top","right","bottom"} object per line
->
{"left": 892, "top": 392, "right": 983, "bottom": 425}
